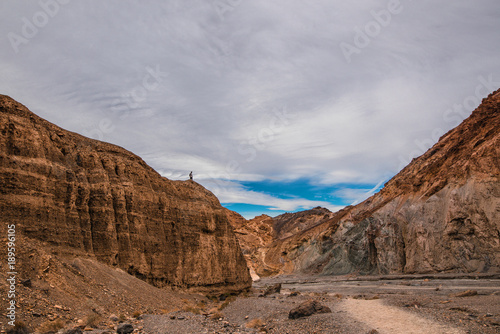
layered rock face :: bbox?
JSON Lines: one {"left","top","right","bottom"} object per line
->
{"left": 261, "top": 89, "right": 500, "bottom": 276}
{"left": 272, "top": 207, "right": 335, "bottom": 240}
{"left": 226, "top": 211, "right": 276, "bottom": 278}
{"left": 0, "top": 95, "right": 251, "bottom": 292}
{"left": 226, "top": 207, "right": 335, "bottom": 278}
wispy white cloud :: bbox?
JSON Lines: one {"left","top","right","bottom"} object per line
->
{"left": 198, "top": 178, "right": 342, "bottom": 212}
{"left": 0, "top": 0, "right": 499, "bottom": 216}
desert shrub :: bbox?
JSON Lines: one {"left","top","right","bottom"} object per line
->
{"left": 37, "top": 319, "right": 64, "bottom": 333}
{"left": 210, "top": 311, "right": 223, "bottom": 320}
{"left": 217, "top": 295, "right": 237, "bottom": 311}
{"left": 7, "top": 321, "right": 30, "bottom": 334}
{"left": 85, "top": 312, "right": 102, "bottom": 328}
{"left": 196, "top": 300, "right": 207, "bottom": 310}
{"left": 182, "top": 304, "right": 202, "bottom": 314}
{"left": 246, "top": 318, "right": 264, "bottom": 329}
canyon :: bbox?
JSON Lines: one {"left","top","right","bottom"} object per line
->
{"left": 1, "top": 90, "right": 499, "bottom": 333}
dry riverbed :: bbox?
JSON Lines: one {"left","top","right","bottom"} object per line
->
{"left": 138, "top": 274, "right": 500, "bottom": 334}
{"left": 39, "top": 274, "right": 498, "bottom": 334}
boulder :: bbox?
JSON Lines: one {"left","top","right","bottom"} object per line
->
{"left": 263, "top": 283, "right": 282, "bottom": 296}
{"left": 117, "top": 323, "right": 133, "bottom": 334}
{"left": 288, "top": 300, "right": 332, "bottom": 319}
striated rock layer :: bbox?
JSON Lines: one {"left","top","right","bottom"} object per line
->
{"left": 258, "top": 89, "right": 500, "bottom": 276}
{"left": 226, "top": 207, "right": 335, "bottom": 278}
{"left": 226, "top": 210, "right": 276, "bottom": 279}
{"left": 0, "top": 95, "right": 251, "bottom": 292}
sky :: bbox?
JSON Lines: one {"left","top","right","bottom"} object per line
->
{"left": 1, "top": 1, "right": 499, "bottom": 219}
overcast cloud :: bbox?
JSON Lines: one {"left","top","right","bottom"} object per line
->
{"left": 1, "top": 0, "right": 499, "bottom": 218}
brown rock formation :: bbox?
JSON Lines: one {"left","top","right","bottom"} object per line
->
{"left": 257, "top": 89, "right": 500, "bottom": 276}
{"left": 0, "top": 95, "right": 251, "bottom": 292}
{"left": 288, "top": 300, "right": 332, "bottom": 319}
{"left": 226, "top": 207, "right": 335, "bottom": 278}
{"left": 225, "top": 210, "right": 276, "bottom": 278}
{"left": 272, "top": 207, "right": 335, "bottom": 240}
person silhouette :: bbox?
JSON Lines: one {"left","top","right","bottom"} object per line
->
{"left": 189, "top": 171, "right": 193, "bottom": 180}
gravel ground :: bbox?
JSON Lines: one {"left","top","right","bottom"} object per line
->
{"left": 143, "top": 311, "right": 257, "bottom": 334}
{"left": 222, "top": 294, "right": 368, "bottom": 334}
{"left": 140, "top": 277, "right": 500, "bottom": 334}
{"left": 142, "top": 295, "right": 369, "bottom": 334}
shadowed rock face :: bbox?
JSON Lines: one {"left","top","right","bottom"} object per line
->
{"left": 243, "top": 89, "right": 500, "bottom": 276}
{"left": 0, "top": 95, "right": 251, "bottom": 292}
{"left": 225, "top": 210, "right": 277, "bottom": 278}
{"left": 226, "top": 207, "right": 336, "bottom": 278}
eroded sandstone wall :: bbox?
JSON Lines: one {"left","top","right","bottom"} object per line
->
{"left": 0, "top": 95, "right": 251, "bottom": 292}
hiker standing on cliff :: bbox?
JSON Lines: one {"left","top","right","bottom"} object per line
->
{"left": 189, "top": 171, "right": 193, "bottom": 180}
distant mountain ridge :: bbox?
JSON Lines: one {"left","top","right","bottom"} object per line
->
{"left": 229, "top": 89, "right": 500, "bottom": 277}
{"left": 0, "top": 94, "right": 251, "bottom": 293}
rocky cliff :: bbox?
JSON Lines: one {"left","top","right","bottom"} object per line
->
{"left": 225, "top": 211, "right": 276, "bottom": 279}
{"left": 0, "top": 95, "right": 251, "bottom": 292}
{"left": 226, "top": 207, "right": 336, "bottom": 278}
{"left": 254, "top": 89, "right": 500, "bottom": 276}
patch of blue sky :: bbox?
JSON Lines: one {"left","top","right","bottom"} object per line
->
{"left": 222, "top": 178, "right": 387, "bottom": 219}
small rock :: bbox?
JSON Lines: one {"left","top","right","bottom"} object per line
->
{"left": 288, "top": 291, "right": 300, "bottom": 297}
{"left": 64, "top": 329, "right": 83, "bottom": 334}
{"left": 109, "top": 314, "right": 119, "bottom": 322}
{"left": 21, "top": 279, "right": 32, "bottom": 288}
{"left": 288, "top": 300, "right": 332, "bottom": 319}
{"left": 453, "top": 290, "right": 478, "bottom": 297}
{"left": 263, "top": 283, "right": 281, "bottom": 296}
{"left": 177, "top": 316, "right": 185, "bottom": 320}
{"left": 169, "top": 315, "right": 176, "bottom": 320}
{"left": 117, "top": 323, "right": 134, "bottom": 334}
{"left": 367, "top": 330, "right": 379, "bottom": 334}
{"left": 54, "top": 305, "right": 63, "bottom": 310}
{"left": 245, "top": 316, "right": 249, "bottom": 319}
{"left": 83, "top": 327, "right": 93, "bottom": 332}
